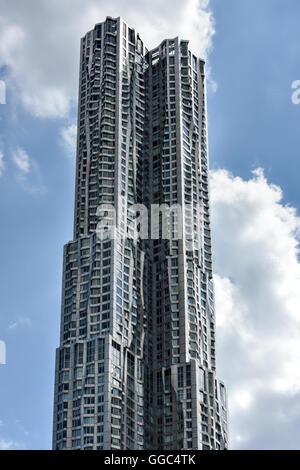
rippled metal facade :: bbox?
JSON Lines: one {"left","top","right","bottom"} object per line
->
{"left": 53, "top": 16, "right": 228, "bottom": 451}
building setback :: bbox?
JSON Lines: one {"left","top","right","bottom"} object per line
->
{"left": 53, "top": 16, "right": 228, "bottom": 451}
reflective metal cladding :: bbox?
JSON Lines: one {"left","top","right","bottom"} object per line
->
{"left": 52, "top": 16, "right": 228, "bottom": 451}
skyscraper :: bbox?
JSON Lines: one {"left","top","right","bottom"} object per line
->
{"left": 53, "top": 16, "right": 228, "bottom": 451}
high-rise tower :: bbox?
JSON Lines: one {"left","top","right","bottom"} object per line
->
{"left": 53, "top": 16, "right": 228, "bottom": 451}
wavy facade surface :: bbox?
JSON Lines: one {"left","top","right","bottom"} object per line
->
{"left": 53, "top": 16, "right": 228, "bottom": 451}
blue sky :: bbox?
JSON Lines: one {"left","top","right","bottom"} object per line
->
{"left": 209, "top": 0, "right": 300, "bottom": 206}
{"left": 0, "top": 0, "right": 300, "bottom": 449}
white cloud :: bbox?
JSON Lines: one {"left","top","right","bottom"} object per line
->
{"left": 0, "top": 0, "right": 215, "bottom": 118}
{"left": 8, "top": 316, "right": 31, "bottom": 330}
{"left": 11, "top": 147, "right": 46, "bottom": 194}
{"left": 60, "top": 124, "right": 77, "bottom": 156}
{"left": 12, "top": 147, "right": 31, "bottom": 174}
{"left": 211, "top": 168, "right": 300, "bottom": 449}
{"left": 0, "top": 419, "right": 22, "bottom": 450}
{"left": 0, "top": 438, "right": 18, "bottom": 450}
{"left": 0, "top": 151, "right": 4, "bottom": 176}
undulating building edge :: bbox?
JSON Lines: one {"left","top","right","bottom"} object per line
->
{"left": 52, "top": 16, "right": 228, "bottom": 450}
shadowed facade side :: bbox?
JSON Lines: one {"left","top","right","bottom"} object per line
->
{"left": 53, "top": 16, "right": 228, "bottom": 450}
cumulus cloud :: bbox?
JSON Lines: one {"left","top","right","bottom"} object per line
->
{"left": 211, "top": 168, "right": 300, "bottom": 449}
{"left": 0, "top": 0, "right": 215, "bottom": 118}
{"left": 60, "top": 123, "right": 77, "bottom": 156}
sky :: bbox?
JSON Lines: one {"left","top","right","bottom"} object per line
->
{"left": 0, "top": 0, "right": 300, "bottom": 450}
